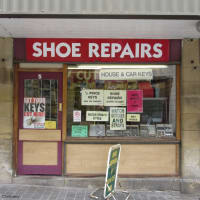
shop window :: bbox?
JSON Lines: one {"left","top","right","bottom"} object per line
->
{"left": 67, "top": 65, "right": 177, "bottom": 139}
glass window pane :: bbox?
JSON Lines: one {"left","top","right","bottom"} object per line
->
{"left": 66, "top": 66, "right": 177, "bottom": 139}
{"left": 24, "top": 79, "right": 58, "bottom": 129}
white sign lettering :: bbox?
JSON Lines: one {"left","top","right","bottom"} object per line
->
{"left": 30, "top": 39, "right": 167, "bottom": 61}
{"left": 33, "top": 42, "right": 81, "bottom": 58}
{"left": 88, "top": 42, "right": 162, "bottom": 59}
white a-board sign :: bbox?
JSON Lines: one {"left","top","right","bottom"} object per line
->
{"left": 104, "top": 144, "right": 121, "bottom": 199}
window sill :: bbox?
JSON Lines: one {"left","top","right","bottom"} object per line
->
{"left": 64, "top": 137, "right": 180, "bottom": 144}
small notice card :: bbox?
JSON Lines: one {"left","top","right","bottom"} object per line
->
{"left": 71, "top": 125, "right": 88, "bottom": 137}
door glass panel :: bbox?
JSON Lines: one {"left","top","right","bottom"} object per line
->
{"left": 24, "top": 79, "right": 58, "bottom": 129}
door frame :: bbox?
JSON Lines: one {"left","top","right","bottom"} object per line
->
{"left": 13, "top": 64, "right": 67, "bottom": 175}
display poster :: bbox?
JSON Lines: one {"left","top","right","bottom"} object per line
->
{"left": 104, "top": 144, "right": 121, "bottom": 199}
{"left": 164, "top": 124, "right": 173, "bottom": 137}
{"left": 106, "top": 129, "right": 122, "bottom": 137}
{"left": 140, "top": 124, "right": 156, "bottom": 137}
{"left": 71, "top": 125, "right": 88, "bottom": 137}
{"left": 156, "top": 124, "right": 173, "bottom": 137}
{"left": 73, "top": 110, "right": 81, "bottom": 122}
{"left": 100, "top": 69, "right": 153, "bottom": 80}
{"left": 86, "top": 111, "right": 109, "bottom": 121}
{"left": 45, "top": 121, "right": 56, "bottom": 129}
{"left": 23, "top": 98, "right": 45, "bottom": 129}
{"left": 125, "top": 125, "right": 139, "bottom": 136}
{"left": 127, "top": 90, "right": 143, "bottom": 113}
{"left": 90, "top": 124, "right": 105, "bottom": 136}
{"left": 81, "top": 89, "right": 104, "bottom": 106}
{"left": 104, "top": 90, "right": 126, "bottom": 106}
{"left": 110, "top": 107, "right": 126, "bottom": 130}
{"left": 127, "top": 114, "right": 140, "bottom": 122}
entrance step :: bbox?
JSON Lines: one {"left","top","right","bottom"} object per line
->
{"left": 13, "top": 176, "right": 65, "bottom": 187}
{"left": 13, "top": 176, "right": 180, "bottom": 191}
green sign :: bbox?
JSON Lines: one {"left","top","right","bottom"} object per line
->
{"left": 71, "top": 125, "right": 88, "bottom": 137}
{"left": 104, "top": 144, "right": 121, "bottom": 199}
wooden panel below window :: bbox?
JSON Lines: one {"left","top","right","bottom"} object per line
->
{"left": 65, "top": 144, "right": 178, "bottom": 175}
{"left": 23, "top": 141, "right": 58, "bottom": 165}
{"left": 19, "top": 129, "right": 61, "bottom": 141}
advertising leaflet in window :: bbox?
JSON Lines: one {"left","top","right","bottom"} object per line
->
{"left": 86, "top": 111, "right": 109, "bottom": 121}
{"left": 110, "top": 107, "right": 126, "bottom": 130}
{"left": 73, "top": 110, "right": 82, "bottom": 122}
{"left": 127, "top": 90, "right": 143, "bottom": 113}
{"left": 104, "top": 90, "right": 126, "bottom": 106}
{"left": 90, "top": 125, "right": 105, "bottom": 137}
{"left": 72, "top": 125, "right": 88, "bottom": 137}
{"left": 127, "top": 114, "right": 140, "bottom": 122}
{"left": 81, "top": 89, "right": 104, "bottom": 106}
{"left": 23, "top": 98, "right": 45, "bottom": 129}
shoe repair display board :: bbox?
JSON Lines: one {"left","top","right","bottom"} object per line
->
{"left": 104, "top": 144, "right": 121, "bottom": 199}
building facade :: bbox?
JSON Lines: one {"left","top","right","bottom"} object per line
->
{"left": 0, "top": 0, "right": 200, "bottom": 194}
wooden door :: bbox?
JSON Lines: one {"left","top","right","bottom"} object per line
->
{"left": 17, "top": 72, "right": 63, "bottom": 175}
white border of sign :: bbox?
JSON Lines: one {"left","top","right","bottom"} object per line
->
{"left": 104, "top": 144, "right": 121, "bottom": 199}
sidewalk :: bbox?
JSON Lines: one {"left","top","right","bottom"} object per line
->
{"left": 0, "top": 184, "right": 200, "bottom": 200}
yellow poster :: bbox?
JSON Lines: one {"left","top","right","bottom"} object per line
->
{"left": 127, "top": 114, "right": 140, "bottom": 122}
{"left": 45, "top": 121, "right": 56, "bottom": 129}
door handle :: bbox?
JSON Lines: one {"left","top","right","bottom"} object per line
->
{"left": 59, "top": 103, "right": 62, "bottom": 112}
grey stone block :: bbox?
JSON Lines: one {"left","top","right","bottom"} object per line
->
{"left": 65, "top": 177, "right": 105, "bottom": 189}
{"left": 0, "top": 152, "right": 12, "bottom": 184}
{"left": 180, "top": 179, "right": 200, "bottom": 194}
{"left": 119, "top": 178, "right": 180, "bottom": 191}
{"left": 0, "top": 139, "right": 12, "bottom": 153}
{"left": 13, "top": 176, "right": 65, "bottom": 187}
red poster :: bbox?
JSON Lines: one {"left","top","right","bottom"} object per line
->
{"left": 127, "top": 90, "right": 143, "bottom": 113}
{"left": 26, "top": 38, "right": 169, "bottom": 62}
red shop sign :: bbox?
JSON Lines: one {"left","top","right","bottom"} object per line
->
{"left": 26, "top": 38, "right": 169, "bottom": 62}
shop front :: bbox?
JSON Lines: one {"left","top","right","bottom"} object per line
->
{"left": 13, "top": 38, "right": 181, "bottom": 177}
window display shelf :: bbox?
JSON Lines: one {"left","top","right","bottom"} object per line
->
{"left": 64, "top": 137, "right": 180, "bottom": 144}
{"left": 143, "top": 97, "right": 167, "bottom": 100}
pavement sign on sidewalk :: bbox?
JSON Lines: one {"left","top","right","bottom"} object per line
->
{"left": 90, "top": 144, "right": 132, "bottom": 200}
{"left": 104, "top": 144, "right": 121, "bottom": 199}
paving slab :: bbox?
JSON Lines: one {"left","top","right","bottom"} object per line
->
{"left": 0, "top": 184, "right": 200, "bottom": 200}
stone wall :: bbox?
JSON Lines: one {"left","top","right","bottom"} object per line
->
{"left": 181, "top": 39, "right": 200, "bottom": 193}
{"left": 0, "top": 37, "right": 200, "bottom": 191}
{"left": 0, "top": 38, "right": 13, "bottom": 183}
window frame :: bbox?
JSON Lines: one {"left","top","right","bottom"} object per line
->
{"left": 64, "top": 64, "right": 181, "bottom": 144}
